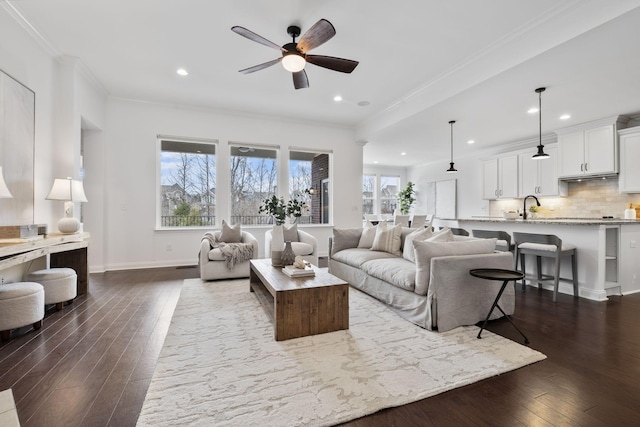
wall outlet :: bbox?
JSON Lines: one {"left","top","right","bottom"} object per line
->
{"left": 631, "top": 240, "right": 637, "bottom": 248}
{"left": 166, "top": 244, "right": 172, "bottom": 251}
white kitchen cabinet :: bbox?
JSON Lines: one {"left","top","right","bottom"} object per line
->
{"left": 618, "top": 126, "right": 640, "bottom": 193}
{"left": 518, "top": 146, "right": 567, "bottom": 197}
{"left": 556, "top": 117, "right": 628, "bottom": 178}
{"left": 482, "top": 154, "right": 518, "bottom": 199}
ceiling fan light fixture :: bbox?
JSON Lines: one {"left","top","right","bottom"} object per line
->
{"left": 282, "top": 52, "right": 306, "bottom": 72}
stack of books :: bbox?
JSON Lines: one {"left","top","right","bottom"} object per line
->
{"left": 282, "top": 265, "right": 316, "bottom": 278}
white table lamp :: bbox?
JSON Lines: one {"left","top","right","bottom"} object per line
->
{"left": 46, "top": 177, "right": 88, "bottom": 234}
{"left": 0, "top": 167, "right": 13, "bottom": 198}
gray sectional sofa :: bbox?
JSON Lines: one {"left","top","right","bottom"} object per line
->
{"left": 328, "top": 226, "right": 515, "bottom": 332}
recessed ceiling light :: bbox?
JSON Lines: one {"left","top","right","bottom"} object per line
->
{"left": 177, "top": 68, "right": 188, "bottom": 76}
{"left": 467, "top": 140, "right": 475, "bottom": 144}
{"left": 400, "top": 152, "right": 406, "bottom": 156}
{"left": 373, "top": 161, "right": 379, "bottom": 164}
{"left": 528, "top": 107, "right": 539, "bottom": 114}
{"left": 333, "top": 95, "right": 343, "bottom": 102}
{"left": 560, "top": 114, "right": 571, "bottom": 120}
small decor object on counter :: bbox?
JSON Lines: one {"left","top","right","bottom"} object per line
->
{"left": 281, "top": 241, "right": 296, "bottom": 266}
{"left": 625, "top": 203, "right": 637, "bottom": 219}
{"left": 503, "top": 211, "right": 519, "bottom": 220}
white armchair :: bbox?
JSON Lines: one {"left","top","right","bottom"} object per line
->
{"left": 199, "top": 230, "right": 259, "bottom": 280}
{"left": 265, "top": 228, "right": 318, "bottom": 265}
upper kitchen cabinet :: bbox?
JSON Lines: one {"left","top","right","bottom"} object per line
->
{"left": 619, "top": 126, "right": 640, "bottom": 193}
{"left": 556, "top": 116, "right": 628, "bottom": 179}
{"left": 482, "top": 154, "right": 518, "bottom": 200}
{"left": 519, "top": 146, "right": 567, "bottom": 197}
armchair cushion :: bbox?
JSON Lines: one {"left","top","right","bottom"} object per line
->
{"left": 219, "top": 220, "right": 242, "bottom": 243}
{"left": 283, "top": 224, "right": 299, "bottom": 242}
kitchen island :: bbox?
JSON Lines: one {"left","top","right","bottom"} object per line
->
{"left": 436, "top": 217, "right": 640, "bottom": 301}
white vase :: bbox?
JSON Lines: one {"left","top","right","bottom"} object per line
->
{"left": 270, "top": 224, "right": 285, "bottom": 266}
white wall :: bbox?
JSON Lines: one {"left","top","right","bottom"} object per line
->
{"left": 408, "top": 155, "right": 488, "bottom": 225}
{"left": 93, "top": 98, "right": 363, "bottom": 271}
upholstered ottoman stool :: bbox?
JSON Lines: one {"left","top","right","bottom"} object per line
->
{"left": 25, "top": 268, "right": 77, "bottom": 311}
{"left": 0, "top": 282, "right": 45, "bottom": 341}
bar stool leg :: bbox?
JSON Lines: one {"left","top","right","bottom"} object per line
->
{"left": 536, "top": 256, "right": 543, "bottom": 289}
{"left": 571, "top": 252, "right": 579, "bottom": 297}
{"left": 519, "top": 253, "right": 526, "bottom": 289}
{"left": 553, "top": 255, "right": 561, "bottom": 302}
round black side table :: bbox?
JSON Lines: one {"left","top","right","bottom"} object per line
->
{"left": 469, "top": 268, "right": 529, "bottom": 344}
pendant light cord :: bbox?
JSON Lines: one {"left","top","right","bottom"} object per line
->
{"left": 449, "top": 120, "right": 455, "bottom": 163}
{"left": 539, "top": 90, "right": 542, "bottom": 147}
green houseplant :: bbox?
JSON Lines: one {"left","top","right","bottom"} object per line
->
{"left": 397, "top": 181, "right": 416, "bottom": 215}
{"left": 259, "top": 195, "right": 307, "bottom": 225}
{"left": 259, "top": 195, "right": 287, "bottom": 225}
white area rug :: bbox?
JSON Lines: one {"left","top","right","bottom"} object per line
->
{"left": 137, "top": 278, "right": 545, "bottom": 427}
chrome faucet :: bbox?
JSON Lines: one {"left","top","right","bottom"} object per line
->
{"left": 522, "top": 195, "right": 540, "bottom": 220}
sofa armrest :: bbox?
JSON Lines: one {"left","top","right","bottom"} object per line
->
{"left": 428, "top": 251, "right": 515, "bottom": 332}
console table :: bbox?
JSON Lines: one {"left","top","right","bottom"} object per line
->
{"left": 0, "top": 232, "right": 90, "bottom": 295}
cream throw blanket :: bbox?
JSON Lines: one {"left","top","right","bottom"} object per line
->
{"left": 201, "top": 231, "right": 253, "bottom": 269}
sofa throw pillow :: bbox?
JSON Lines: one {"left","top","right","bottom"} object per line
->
{"left": 331, "top": 228, "right": 363, "bottom": 256}
{"left": 219, "top": 220, "right": 242, "bottom": 243}
{"left": 371, "top": 224, "right": 403, "bottom": 256}
{"left": 402, "top": 227, "right": 433, "bottom": 262}
{"left": 282, "top": 223, "right": 299, "bottom": 242}
{"left": 358, "top": 221, "right": 386, "bottom": 248}
{"left": 413, "top": 238, "right": 497, "bottom": 296}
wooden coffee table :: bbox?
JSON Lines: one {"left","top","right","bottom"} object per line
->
{"left": 249, "top": 258, "right": 349, "bottom": 341}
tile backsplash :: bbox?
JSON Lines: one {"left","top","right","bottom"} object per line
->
{"left": 490, "top": 177, "right": 640, "bottom": 219}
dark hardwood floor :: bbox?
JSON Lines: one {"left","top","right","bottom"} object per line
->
{"left": 1, "top": 265, "right": 639, "bottom": 426}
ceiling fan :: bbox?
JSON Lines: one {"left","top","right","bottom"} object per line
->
{"left": 231, "top": 19, "right": 359, "bottom": 90}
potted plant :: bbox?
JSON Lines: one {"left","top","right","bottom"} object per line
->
{"left": 259, "top": 195, "right": 287, "bottom": 225}
{"left": 259, "top": 195, "right": 307, "bottom": 266}
{"left": 397, "top": 181, "right": 416, "bottom": 215}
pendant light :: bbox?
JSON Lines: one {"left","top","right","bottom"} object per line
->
{"left": 532, "top": 87, "right": 550, "bottom": 160}
{"left": 446, "top": 120, "right": 458, "bottom": 173}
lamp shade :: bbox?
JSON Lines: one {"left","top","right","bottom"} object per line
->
{"left": 46, "top": 177, "right": 88, "bottom": 202}
{"left": 0, "top": 167, "right": 13, "bottom": 198}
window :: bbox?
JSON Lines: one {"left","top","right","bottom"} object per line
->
{"left": 289, "top": 150, "right": 331, "bottom": 224}
{"left": 380, "top": 175, "right": 400, "bottom": 215}
{"left": 362, "top": 174, "right": 375, "bottom": 215}
{"left": 230, "top": 145, "right": 278, "bottom": 225}
{"left": 159, "top": 138, "right": 216, "bottom": 227}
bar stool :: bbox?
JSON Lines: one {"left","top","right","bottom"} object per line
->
{"left": 513, "top": 232, "right": 578, "bottom": 302}
{"left": 472, "top": 230, "right": 514, "bottom": 252}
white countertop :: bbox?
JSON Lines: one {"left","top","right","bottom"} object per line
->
{"left": 442, "top": 217, "right": 640, "bottom": 225}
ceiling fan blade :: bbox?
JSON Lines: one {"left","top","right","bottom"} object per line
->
{"left": 239, "top": 58, "right": 281, "bottom": 74}
{"left": 297, "top": 19, "right": 336, "bottom": 53}
{"left": 292, "top": 70, "right": 309, "bottom": 90}
{"left": 231, "top": 26, "right": 285, "bottom": 51}
{"left": 306, "top": 55, "right": 359, "bottom": 73}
